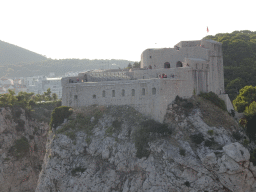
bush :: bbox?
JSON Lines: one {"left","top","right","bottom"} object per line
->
{"left": 184, "top": 181, "right": 190, "bottom": 187}
{"left": 11, "top": 137, "right": 30, "bottom": 158}
{"left": 135, "top": 120, "right": 172, "bottom": 159}
{"left": 190, "top": 133, "right": 205, "bottom": 144}
{"left": 71, "top": 167, "right": 86, "bottom": 176}
{"left": 250, "top": 149, "right": 256, "bottom": 166}
{"left": 179, "top": 149, "right": 186, "bottom": 156}
{"left": 199, "top": 91, "right": 227, "bottom": 111}
{"left": 232, "top": 131, "right": 242, "bottom": 140}
{"left": 49, "top": 106, "right": 73, "bottom": 130}
{"left": 15, "top": 119, "right": 25, "bottom": 132}
{"left": 204, "top": 138, "right": 217, "bottom": 147}
{"left": 243, "top": 139, "right": 249, "bottom": 147}
{"left": 207, "top": 130, "right": 214, "bottom": 136}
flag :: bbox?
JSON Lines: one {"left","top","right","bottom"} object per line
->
{"left": 207, "top": 27, "right": 209, "bottom": 33}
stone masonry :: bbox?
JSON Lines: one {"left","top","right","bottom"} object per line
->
{"left": 61, "top": 39, "right": 233, "bottom": 122}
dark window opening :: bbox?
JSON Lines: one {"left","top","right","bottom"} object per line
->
{"left": 93, "top": 94, "right": 96, "bottom": 99}
{"left": 164, "top": 62, "right": 170, "bottom": 68}
{"left": 150, "top": 56, "right": 152, "bottom": 59}
{"left": 132, "top": 89, "right": 135, "bottom": 96}
{"left": 74, "top": 95, "right": 78, "bottom": 99}
{"left": 102, "top": 90, "right": 106, "bottom": 97}
{"left": 122, "top": 89, "right": 125, "bottom": 96}
{"left": 176, "top": 61, "right": 183, "bottom": 67}
{"left": 112, "top": 90, "right": 115, "bottom": 97}
{"left": 152, "top": 88, "right": 156, "bottom": 95}
{"left": 142, "top": 88, "right": 145, "bottom": 95}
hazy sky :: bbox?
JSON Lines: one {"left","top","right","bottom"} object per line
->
{"left": 1, "top": 0, "right": 255, "bottom": 61}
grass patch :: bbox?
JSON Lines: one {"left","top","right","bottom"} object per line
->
{"left": 199, "top": 91, "right": 226, "bottom": 111}
{"left": 195, "top": 96, "right": 238, "bottom": 131}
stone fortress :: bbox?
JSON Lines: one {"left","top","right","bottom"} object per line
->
{"left": 61, "top": 39, "right": 234, "bottom": 122}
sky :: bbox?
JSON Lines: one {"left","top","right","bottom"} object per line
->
{"left": 0, "top": 0, "right": 255, "bottom": 61}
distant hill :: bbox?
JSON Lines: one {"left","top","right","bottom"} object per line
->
{"left": 0, "top": 59, "right": 135, "bottom": 78}
{"left": 0, "top": 40, "right": 47, "bottom": 65}
{"left": 0, "top": 40, "right": 135, "bottom": 78}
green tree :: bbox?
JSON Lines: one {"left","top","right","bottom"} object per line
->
{"left": 233, "top": 85, "right": 256, "bottom": 113}
{"left": 132, "top": 62, "right": 140, "bottom": 68}
{"left": 44, "top": 88, "right": 52, "bottom": 101}
{"left": 52, "top": 93, "right": 58, "bottom": 101}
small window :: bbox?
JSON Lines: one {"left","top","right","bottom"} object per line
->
{"left": 152, "top": 88, "right": 156, "bottom": 95}
{"left": 122, "top": 89, "right": 125, "bottom": 96}
{"left": 112, "top": 90, "right": 115, "bottom": 97}
{"left": 142, "top": 88, "right": 145, "bottom": 95}
{"left": 132, "top": 89, "right": 135, "bottom": 96}
{"left": 176, "top": 61, "right": 183, "bottom": 67}
{"left": 150, "top": 56, "right": 152, "bottom": 59}
{"left": 164, "top": 62, "right": 170, "bottom": 68}
{"left": 74, "top": 95, "right": 78, "bottom": 99}
{"left": 102, "top": 90, "right": 106, "bottom": 97}
{"left": 93, "top": 94, "right": 96, "bottom": 99}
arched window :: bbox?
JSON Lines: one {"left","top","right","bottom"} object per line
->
{"left": 142, "top": 88, "right": 145, "bottom": 95}
{"left": 112, "top": 90, "right": 115, "bottom": 97}
{"left": 152, "top": 88, "right": 156, "bottom": 95}
{"left": 176, "top": 61, "right": 183, "bottom": 67}
{"left": 122, "top": 89, "right": 125, "bottom": 96}
{"left": 102, "top": 90, "right": 106, "bottom": 97}
{"left": 164, "top": 62, "right": 170, "bottom": 68}
{"left": 132, "top": 89, "right": 135, "bottom": 96}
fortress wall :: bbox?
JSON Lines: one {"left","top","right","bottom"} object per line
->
{"left": 175, "top": 40, "right": 201, "bottom": 48}
{"left": 62, "top": 77, "right": 194, "bottom": 122}
{"left": 141, "top": 46, "right": 209, "bottom": 70}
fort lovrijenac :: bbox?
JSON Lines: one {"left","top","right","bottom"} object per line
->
{"left": 61, "top": 39, "right": 234, "bottom": 123}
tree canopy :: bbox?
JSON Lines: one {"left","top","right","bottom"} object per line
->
{"left": 204, "top": 30, "right": 256, "bottom": 101}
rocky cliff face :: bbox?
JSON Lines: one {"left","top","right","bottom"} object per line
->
{"left": 34, "top": 97, "right": 256, "bottom": 192}
{"left": 0, "top": 107, "right": 49, "bottom": 192}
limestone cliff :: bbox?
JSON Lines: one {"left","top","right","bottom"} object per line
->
{"left": 34, "top": 96, "right": 256, "bottom": 192}
{"left": 0, "top": 107, "right": 49, "bottom": 192}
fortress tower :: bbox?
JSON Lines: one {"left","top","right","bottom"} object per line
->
{"left": 62, "top": 39, "right": 233, "bottom": 122}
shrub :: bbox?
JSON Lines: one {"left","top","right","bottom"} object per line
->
{"left": 49, "top": 106, "right": 73, "bottom": 130}
{"left": 29, "top": 135, "right": 34, "bottom": 140}
{"left": 182, "top": 102, "right": 194, "bottom": 109}
{"left": 71, "top": 167, "right": 86, "bottom": 176}
{"left": 112, "top": 120, "right": 122, "bottom": 129}
{"left": 12, "top": 137, "right": 30, "bottom": 158}
{"left": 204, "top": 138, "right": 217, "bottom": 147}
{"left": 207, "top": 130, "right": 214, "bottom": 136}
{"left": 184, "top": 181, "right": 190, "bottom": 187}
{"left": 250, "top": 149, "right": 256, "bottom": 166}
{"left": 190, "top": 133, "right": 204, "bottom": 144}
{"left": 65, "top": 131, "right": 76, "bottom": 140}
{"left": 179, "top": 149, "right": 186, "bottom": 156}
{"left": 34, "top": 144, "right": 38, "bottom": 152}
{"left": 232, "top": 131, "right": 242, "bottom": 140}
{"left": 243, "top": 139, "right": 249, "bottom": 147}
{"left": 134, "top": 120, "right": 172, "bottom": 159}
{"left": 15, "top": 119, "right": 25, "bottom": 132}
{"left": 199, "top": 91, "right": 226, "bottom": 111}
